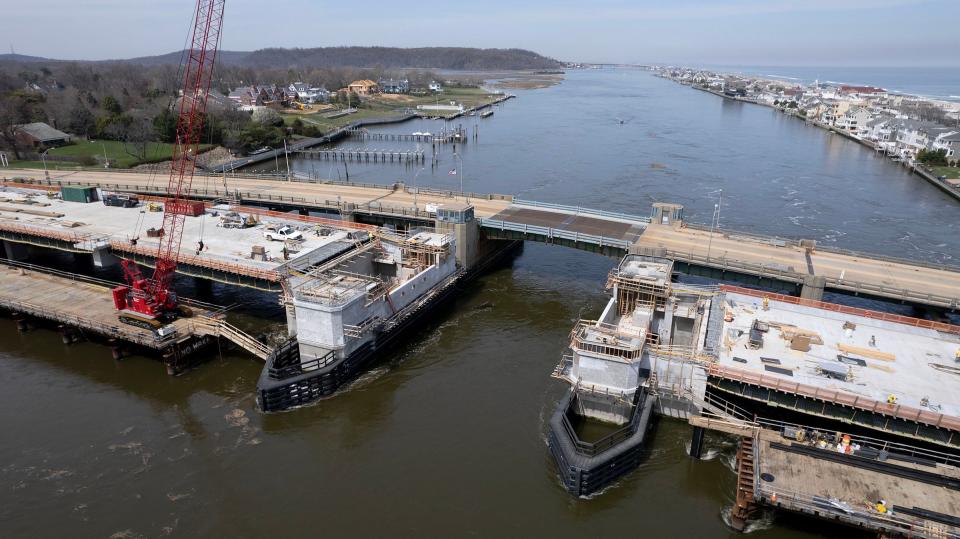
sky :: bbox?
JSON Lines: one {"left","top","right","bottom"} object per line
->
{"left": 6, "top": 0, "right": 960, "bottom": 66}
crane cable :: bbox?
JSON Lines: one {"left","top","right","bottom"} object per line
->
{"left": 133, "top": 10, "right": 196, "bottom": 243}
{"left": 194, "top": 13, "right": 225, "bottom": 253}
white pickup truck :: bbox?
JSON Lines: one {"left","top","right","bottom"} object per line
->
{"left": 263, "top": 226, "right": 303, "bottom": 241}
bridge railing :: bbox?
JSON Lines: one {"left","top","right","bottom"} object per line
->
{"left": 513, "top": 199, "right": 651, "bottom": 224}
{"left": 478, "top": 218, "right": 632, "bottom": 250}
{"left": 684, "top": 222, "right": 960, "bottom": 273}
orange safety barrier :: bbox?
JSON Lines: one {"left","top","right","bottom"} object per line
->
{"left": 721, "top": 285, "right": 960, "bottom": 335}
{"left": 0, "top": 221, "right": 92, "bottom": 244}
{"left": 109, "top": 240, "right": 282, "bottom": 282}
{"left": 1, "top": 181, "right": 58, "bottom": 192}
{"left": 706, "top": 363, "right": 960, "bottom": 432}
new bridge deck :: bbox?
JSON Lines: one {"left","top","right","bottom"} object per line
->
{"left": 4, "top": 169, "right": 959, "bottom": 309}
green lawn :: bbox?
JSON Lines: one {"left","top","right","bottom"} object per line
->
{"left": 42, "top": 140, "right": 213, "bottom": 168}
{"left": 282, "top": 107, "right": 413, "bottom": 132}
{"left": 931, "top": 165, "right": 960, "bottom": 179}
{"left": 279, "top": 87, "right": 500, "bottom": 132}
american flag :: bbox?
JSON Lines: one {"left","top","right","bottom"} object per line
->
{"left": 448, "top": 169, "right": 457, "bottom": 176}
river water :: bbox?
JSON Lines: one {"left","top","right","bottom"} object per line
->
{"left": 2, "top": 69, "right": 957, "bottom": 538}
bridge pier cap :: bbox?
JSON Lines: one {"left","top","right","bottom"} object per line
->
{"left": 651, "top": 203, "right": 684, "bottom": 227}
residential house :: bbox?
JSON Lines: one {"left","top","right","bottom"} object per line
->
{"left": 229, "top": 86, "right": 262, "bottom": 109}
{"left": 932, "top": 131, "right": 960, "bottom": 163}
{"left": 834, "top": 106, "right": 873, "bottom": 134}
{"left": 288, "top": 82, "right": 329, "bottom": 104}
{"left": 347, "top": 80, "right": 378, "bottom": 96}
{"left": 14, "top": 122, "right": 71, "bottom": 148}
{"left": 894, "top": 120, "right": 953, "bottom": 159}
{"left": 839, "top": 85, "right": 887, "bottom": 98}
{"left": 428, "top": 81, "right": 443, "bottom": 93}
{"left": 378, "top": 78, "right": 410, "bottom": 94}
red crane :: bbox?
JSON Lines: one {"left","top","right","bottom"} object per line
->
{"left": 112, "top": 0, "right": 226, "bottom": 329}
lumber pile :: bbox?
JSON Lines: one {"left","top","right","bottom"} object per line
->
{"left": 837, "top": 343, "right": 896, "bottom": 362}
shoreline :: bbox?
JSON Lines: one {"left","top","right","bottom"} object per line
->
{"left": 671, "top": 77, "right": 960, "bottom": 203}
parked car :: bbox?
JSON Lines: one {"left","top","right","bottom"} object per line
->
{"left": 102, "top": 193, "right": 139, "bottom": 208}
{"left": 263, "top": 226, "right": 303, "bottom": 241}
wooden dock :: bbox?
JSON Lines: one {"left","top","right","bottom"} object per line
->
{"left": 294, "top": 147, "right": 426, "bottom": 164}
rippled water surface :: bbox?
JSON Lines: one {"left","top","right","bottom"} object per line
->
{"left": 2, "top": 69, "right": 957, "bottom": 538}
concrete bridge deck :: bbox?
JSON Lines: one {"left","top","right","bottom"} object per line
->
{"left": 5, "top": 168, "right": 959, "bottom": 309}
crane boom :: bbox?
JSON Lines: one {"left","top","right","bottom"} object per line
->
{"left": 113, "top": 0, "right": 225, "bottom": 327}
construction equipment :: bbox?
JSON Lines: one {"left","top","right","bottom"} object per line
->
{"left": 148, "top": 202, "right": 164, "bottom": 212}
{"left": 112, "top": 0, "right": 225, "bottom": 329}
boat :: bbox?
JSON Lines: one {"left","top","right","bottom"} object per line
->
{"left": 480, "top": 110, "right": 494, "bottom": 118}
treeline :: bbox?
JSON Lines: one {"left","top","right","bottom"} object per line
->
{"left": 10, "top": 46, "right": 562, "bottom": 71}
{"left": 0, "top": 60, "right": 445, "bottom": 159}
{"left": 232, "top": 47, "right": 561, "bottom": 70}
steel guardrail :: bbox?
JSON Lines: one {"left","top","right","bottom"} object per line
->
{"left": 478, "top": 218, "right": 632, "bottom": 250}
{"left": 513, "top": 199, "right": 651, "bottom": 224}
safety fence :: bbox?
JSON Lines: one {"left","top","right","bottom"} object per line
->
{"left": 721, "top": 285, "right": 960, "bottom": 335}
{"left": 706, "top": 362, "right": 960, "bottom": 433}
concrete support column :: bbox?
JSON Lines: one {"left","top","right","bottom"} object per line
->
{"left": 91, "top": 246, "right": 119, "bottom": 268}
{"left": 660, "top": 299, "right": 675, "bottom": 344}
{"left": 108, "top": 338, "right": 126, "bottom": 360}
{"left": 12, "top": 312, "right": 31, "bottom": 333}
{"left": 58, "top": 324, "right": 81, "bottom": 345}
{"left": 800, "top": 275, "right": 826, "bottom": 301}
{"left": 689, "top": 425, "right": 706, "bottom": 459}
{"left": 2, "top": 240, "right": 29, "bottom": 261}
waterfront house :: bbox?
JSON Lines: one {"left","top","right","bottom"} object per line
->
{"left": 933, "top": 131, "right": 960, "bottom": 163}
{"left": 347, "top": 80, "right": 378, "bottom": 96}
{"left": 378, "top": 78, "right": 410, "bottom": 94}
{"left": 14, "top": 122, "right": 71, "bottom": 149}
{"left": 834, "top": 106, "right": 873, "bottom": 135}
{"left": 894, "top": 120, "right": 953, "bottom": 159}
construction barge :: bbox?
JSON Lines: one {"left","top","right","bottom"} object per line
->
{"left": 0, "top": 183, "right": 514, "bottom": 409}
{"left": 549, "top": 253, "right": 960, "bottom": 537}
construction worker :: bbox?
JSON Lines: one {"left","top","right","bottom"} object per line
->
{"left": 887, "top": 394, "right": 898, "bottom": 405}
{"left": 955, "top": 349, "right": 960, "bottom": 363}
{"left": 762, "top": 297, "right": 770, "bottom": 311}
{"left": 875, "top": 500, "right": 887, "bottom": 514}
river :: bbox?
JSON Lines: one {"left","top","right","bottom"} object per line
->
{"left": 1, "top": 69, "right": 957, "bottom": 538}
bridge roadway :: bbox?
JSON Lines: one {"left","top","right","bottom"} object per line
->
{"left": 5, "top": 169, "right": 959, "bottom": 309}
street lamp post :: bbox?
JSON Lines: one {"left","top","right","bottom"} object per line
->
{"left": 707, "top": 203, "right": 719, "bottom": 260}
{"left": 40, "top": 148, "right": 50, "bottom": 179}
{"left": 412, "top": 166, "right": 425, "bottom": 209}
{"left": 453, "top": 152, "right": 464, "bottom": 197}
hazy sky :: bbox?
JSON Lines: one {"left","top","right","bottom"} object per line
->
{"left": 7, "top": 0, "right": 960, "bottom": 66}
